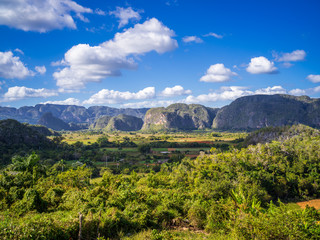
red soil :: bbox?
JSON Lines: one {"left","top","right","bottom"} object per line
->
{"left": 296, "top": 199, "right": 320, "bottom": 210}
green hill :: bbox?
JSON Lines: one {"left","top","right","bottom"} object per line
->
{"left": 243, "top": 124, "right": 320, "bottom": 146}
{"left": 0, "top": 119, "right": 52, "bottom": 147}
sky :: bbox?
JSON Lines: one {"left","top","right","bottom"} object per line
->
{"left": 0, "top": 0, "right": 319, "bottom": 109}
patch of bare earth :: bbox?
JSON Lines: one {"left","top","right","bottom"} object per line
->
{"left": 296, "top": 199, "right": 320, "bottom": 210}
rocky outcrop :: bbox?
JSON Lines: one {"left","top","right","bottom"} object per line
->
{"left": 105, "top": 114, "right": 143, "bottom": 131}
{"left": 212, "top": 94, "right": 320, "bottom": 130}
{"left": 142, "top": 103, "right": 218, "bottom": 131}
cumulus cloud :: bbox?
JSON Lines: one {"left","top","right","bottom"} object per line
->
{"left": 83, "top": 87, "right": 156, "bottom": 105}
{"left": 53, "top": 18, "right": 178, "bottom": 90}
{"left": 184, "top": 86, "right": 252, "bottom": 104}
{"left": 182, "top": 36, "right": 203, "bottom": 43}
{"left": 160, "top": 85, "right": 192, "bottom": 97}
{"left": 307, "top": 74, "right": 320, "bottom": 83}
{"left": 254, "top": 86, "right": 286, "bottom": 95}
{"left": 184, "top": 85, "right": 290, "bottom": 104}
{"left": 42, "top": 98, "right": 81, "bottom": 105}
{"left": 200, "top": 64, "right": 237, "bottom": 82}
{"left": 276, "top": 50, "right": 306, "bottom": 62}
{"left": 0, "top": 0, "right": 92, "bottom": 32}
{"left": 246, "top": 56, "right": 277, "bottom": 74}
{"left": 203, "top": 32, "right": 223, "bottom": 39}
{"left": 2, "top": 86, "right": 57, "bottom": 102}
{"left": 0, "top": 51, "right": 34, "bottom": 79}
{"left": 121, "top": 100, "right": 175, "bottom": 108}
{"left": 35, "top": 66, "right": 46, "bottom": 75}
{"left": 289, "top": 88, "right": 307, "bottom": 96}
{"left": 110, "top": 7, "right": 142, "bottom": 28}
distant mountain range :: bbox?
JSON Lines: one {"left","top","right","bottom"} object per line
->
{"left": 2, "top": 94, "right": 320, "bottom": 131}
{"left": 0, "top": 104, "right": 149, "bottom": 125}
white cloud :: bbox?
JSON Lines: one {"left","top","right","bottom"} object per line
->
{"left": 203, "top": 32, "right": 223, "bottom": 39}
{"left": 83, "top": 87, "right": 156, "bottom": 105}
{"left": 277, "top": 50, "right": 306, "bottom": 62}
{"left": 121, "top": 100, "right": 175, "bottom": 108}
{"left": 200, "top": 64, "right": 237, "bottom": 82}
{"left": 184, "top": 85, "right": 290, "bottom": 104}
{"left": 312, "top": 86, "right": 320, "bottom": 93}
{"left": 0, "top": 51, "right": 34, "bottom": 79}
{"left": 307, "top": 74, "right": 320, "bottom": 83}
{"left": 289, "top": 88, "right": 307, "bottom": 96}
{"left": 110, "top": 7, "right": 142, "bottom": 28}
{"left": 14, "top": 48, "right": 24, "bottom": 55}
{"left": 254, "top": 86, "right": 286, "bottom": 95}
{"left": 53, "top": 18, "right": 178, "bottom": 90}
{"left": 42, "top": 98, "right": 81, "bottom": 106}
{"left": 0, "top": 0, "right": 92, "bottom": 32}
{"left": 182, "top": 36, "right": 203, "bottom": 43}
{"left": 160, "top": 85, "right": 192, "bottom": 97}
{"left": 35, "top": 66, "right": 47, "bottom": 75}
{"left": 2, "top": 86, "right": 57, "bottom": 102}
{"left": 95, "top": 8, "right": 106, "bottom": 16}
{"left": 184, "top": 86, "right": 253, "bottom": 104}
{"left": 246, "top": 56, "right": 277, "bottom": 74}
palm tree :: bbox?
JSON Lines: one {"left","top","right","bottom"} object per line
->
{"left": 11, "top": 153, "right": 40, "bottom": 173}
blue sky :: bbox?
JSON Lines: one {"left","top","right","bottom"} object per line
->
{"left": 0, "top": 0, "right": 319, "bottom": 108}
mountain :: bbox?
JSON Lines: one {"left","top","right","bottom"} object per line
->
{"left": 212, "top": 94, "right": 320, "bottom": 130}
{"left": 142, "top": 103, "right": 218, "bottom": 131}
{"left": 91, "top": 115, "right": 113, "bottom": 129}
{"left": 37, "top": 112, "right": 72, "bottom": 131}
{"left": 0, "top": 104, "right": 149, "bottom": 125}
{"left": 0, "top": 119, "right": 52, "bottom": 147}
{"left": 105, "top": 114, "right": 144, "bottom": 131}
{"left": 4, "top": 94, "right": 320, "bottom": 132}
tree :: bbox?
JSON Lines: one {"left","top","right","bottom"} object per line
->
{"left": 97, "top": 137, "right": 109, "bottom": 147}
{"left": 11, "top": 153, "right": 39, "bottom": 173}
{"left": 138, "top": 144, "right": 151, "bottom": 154}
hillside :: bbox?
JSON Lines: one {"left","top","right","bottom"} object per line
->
{"left": 142, "top": 103, "right": 218, "bottom": 131}
{"left": 105, "top": 114, "right": 143, "bottom": 131}
{"left": 38, "top": 112, "right": 71, "bottom": 131}
{"left": 90, "top": 115, "right": 112, "bottom": 129}
{"left": 212, "top": 94, "right": 320, "bottom": 130}
{"left": 0, "top": 119, "right": 52, "bottom": 147}
{"left": 243, "top": 124, "right": 320, "bottom": 146}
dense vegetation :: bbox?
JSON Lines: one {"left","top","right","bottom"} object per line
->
{"left": 0, "top": 125, "right": 320, "bottom": 239}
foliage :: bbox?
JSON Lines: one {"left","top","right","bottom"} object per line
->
{"left": 1, "top": 125, "right": 320, "bottom": 239}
